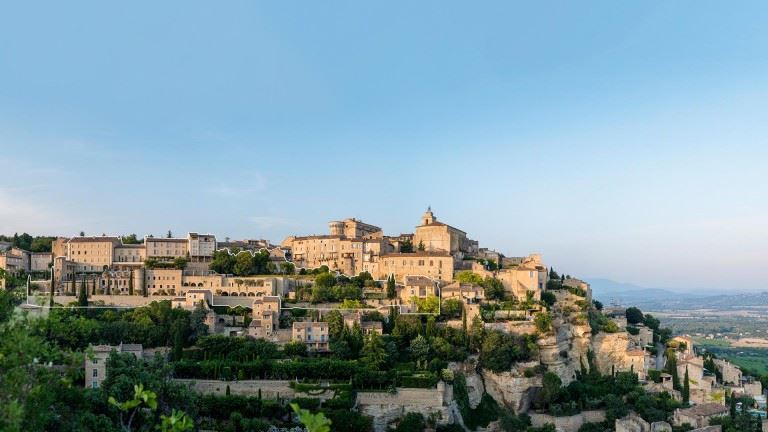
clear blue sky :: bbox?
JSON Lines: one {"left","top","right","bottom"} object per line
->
{"left": 2, "top": 2, "right": 767, "bottom": 291}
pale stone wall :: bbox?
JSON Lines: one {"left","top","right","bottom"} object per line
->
{"left": 172, "top": 379, "right": 337, "bottom": 401}
{"left": 67, "top": 238, "right": 119, "bottom": 272}
{"left": 529, "top": 410, "right": 605, "bottom": 432}
{"left": 378, "top": 253, "right": 453, "bottom": 282}
{"left": 49, "top": 294, "right": 177, "bottom": 306}
{"left": 356, "top": 384, "right": 451, "bottom": 432}
{"left": 31, "top": 252, "right": 53, "bottom": 272}
{"left": 145, "top": 268, "right": 183, "bottom": 295}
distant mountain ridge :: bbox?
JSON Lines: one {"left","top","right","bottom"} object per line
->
{"left": 585, "top": 278, "right": 768, "bottom": 311}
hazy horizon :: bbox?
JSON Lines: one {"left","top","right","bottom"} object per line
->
{"left": 2, "top": 2, "right": 767, "bottom": 291}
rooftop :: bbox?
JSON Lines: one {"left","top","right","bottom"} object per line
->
{"left": 678, "top": 403, "right": 729, "bottom": 417}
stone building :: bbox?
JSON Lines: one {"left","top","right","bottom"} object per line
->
{"left": 145, "top": 237, "right": 187, "bottom": 262}
{"left": 412, "top": 207, "right": 478, "bottom": 260}
{"left": 673, "top": 403, "right": 728, "bottom": 428}
{"left": 380, "top": 252, "right": 453, "bottom": 282}
{"left": 250, "top": 296, "right": 281, "bottom": 339}
{"left": 328, "top": 218, "right": 382, "bottom": 238}
{"left": 473, "top": 254, "right": 547, "bottom": 301}
{"left": 171, "top": 289, "right": 213, "bottom": 309}
{"left": 66, "top": 236, "right": 121, "bottom": 272}
{"left": 85, "top": 343, "right": 143, "bottom": 389}
{"left": 292, "top": 321, "right": 330, "bottom": 351}
{"left": 713, "top": 359, "right": 742, "bottom": 385}
{"left": 440, "top": 282, "right": 484, "bottom": 303}
{"left": 398, "top": 275, "right": 439, "bottom": 303}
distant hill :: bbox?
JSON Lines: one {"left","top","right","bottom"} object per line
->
{"left": 586, "top": 278, "right": 768, "bottom": 311}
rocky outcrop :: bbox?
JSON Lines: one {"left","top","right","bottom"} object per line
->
{"left": 591, "top": 331, "right": 631, "bottom": 375}
{"left": 481, "top": 365, "right": 542, "bottom": 413}
{"left": 539, "top": 316, "right": 592, "bottom": 385}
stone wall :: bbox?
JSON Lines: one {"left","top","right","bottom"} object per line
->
{"left": 51, "top": 294, "right": 177, "bottom": 307}
{"left": 173, "top": 379, "right": 335, "bottom": 401}
{"left": 616, "top": 414, "right": 671, "bottom": 432}
{"left": 356, "top": 385, "right": 451, "bottom": 432}
{"left": 529, "top": 410, "right": 605, "bottom": 432}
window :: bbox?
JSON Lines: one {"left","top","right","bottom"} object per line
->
{"left": 93, "top": 368, "right": 98, "bottom": 377}
{"left": 92, "top": 381, "right": 98, "bottom": 389}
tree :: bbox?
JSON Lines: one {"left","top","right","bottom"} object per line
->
{"left": 233, "top": 253, "right": 254, "bottom": 276}
{"left": 683, "top": 366, "right": 690, "bottom": 405}
{"left": 361, "top": 333, "right": 387, "bottom": 369}
{"left": 548, "top": 268, "right": 559, "bottom": 280}
{"left": 386, "top": 275, "right": 396, "bottom": 299}
{"left": 666, "top": 349, "right": 681, "bottom": 391}
{"left": 410, "top": 335, "right": 430, "bottom": 367}
{"left": 172, "top": 257, "right": 189, "bottom": 270}
{"left": 128, "top": 271, "right": 134, "bottom": 296}
{"left": 441, "top": 298, "right": 463, "bottom": 318}
{"left": 121, "top": 234, "right": 140, "bottom": 245}
{"left": 290, "top": 403, "right": 331, "bottom": 432}
{"left": 399, "top": 239, "right": 413, "bottom": 253}
{"left": 540, "top": 372, "right": 562, "bottom": 407}
{"left": 78, "top": 277, "right": 88, "bottom": 307}
{"left": 283, "top": 341, "right": 307, "bottom": 357}
{"left": 541, "top": 291, "right": 556, "bottom": 307}
{"left": 456, "top": 271, "right": 483, "bottom": 285}
{"left": 468, "top": 316, "right": 485, "bottom": 352}
{"left": 315, "top": 272, "right": 336, "bottom": 289}
{"left": 393, "top": 412, "right": 425, "bottom": 432}
{"left": 324, "top": 310, "right": 344, "bottom": 339}
{"left": 625, "top": 307, "right": 644, "bottom": 325}
{"left": 166, "top": 230, "right": 173, "bottom": 238}
{"left": 417, "top": 240, "right": 425, "bottom": 251}
{"left": 481, "top": 276, "right": 505, "bottom": 301}
{"left": 534, "top": 312, "right": 552, "bottom": 333}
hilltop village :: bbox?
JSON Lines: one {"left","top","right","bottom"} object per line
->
{"left": 1, "top": 209, "right": 766, "bottom": 432}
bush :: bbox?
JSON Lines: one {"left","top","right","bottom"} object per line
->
{"left": 541, "top": 291, "right": 556, "bottom": 307}
{"left": 535, "top": 312, "right": 552, "bottom": 333}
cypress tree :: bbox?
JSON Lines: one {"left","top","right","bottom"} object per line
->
{"left": 386, "top": 274, "right": 396, "bottom": 299}
{"left": 142, "top": 273, "right": 148, "bottom": 297}
{"left": 48, "top": 270, "right": 55, "bottom": 308}
{"left": 683, "top": 366, "right": 690, "bottom": 405}
{"left": 78, "top": 276, "right": 88, "bottom": 307}
{"left": 730, "top": 392, "right": 737, "bottom": 419}
{"left": 128, "top": 270, "right": 134, "bottom": 295}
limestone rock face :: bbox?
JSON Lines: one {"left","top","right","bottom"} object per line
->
{"left": 464, "top": 370, "right": 485, "bottom": 409}
{"left": 539, "top": 318, "right": 593, "bottom": 385}
{"left": 481, "top": 367, "right": 542, "bottom": 412}
{"left": 591, "top": 331, "right": 631, "bottom": 375}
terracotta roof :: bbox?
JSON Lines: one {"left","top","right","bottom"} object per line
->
{"left": 291, "top": 235, "right": 343, "bottom": 241}
{"left": 146, "top": 238, "right": 187, "bottom": 243}
{"left": 293, "top": 321, "right": 328, "bottom": 329}
{"left": 416, "top": 221, "right": 466, "bottom": 234}
{"left": 361, "top": 321, "right": 383, "bottom": 330}
{"left": 383, "top": 252, "right": 452, "bottom": 258}
{"left": 678, "top": 403, "right": 728, "bottom": 417}
{"left": 69, "top": 236, "right": 120, "bottom": 243}
{"left": 404, "top": 275, "right": 436, "bottom": 286}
